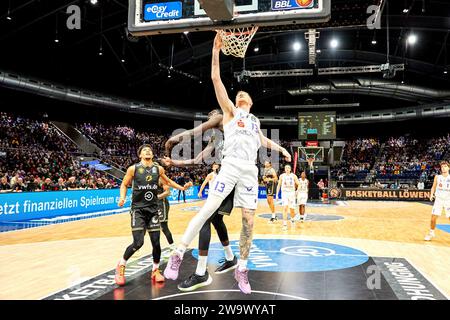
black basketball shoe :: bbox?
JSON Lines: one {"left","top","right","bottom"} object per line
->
{"left": 269, "top": 216, "right": 278, "bottom": 223}
{"left": 177, "top": 271, "right": 212, "bottom": 292}
{"left": 214, "top": 256, "right": 238, "bottom": 274}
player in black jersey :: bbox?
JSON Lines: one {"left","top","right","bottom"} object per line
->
{"left": 263, "top": 161, "right": 278, "bottom": 223}
{"left": 115, "top": 144, "right": 192, "bottom": 286}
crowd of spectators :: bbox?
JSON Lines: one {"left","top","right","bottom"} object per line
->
{"left": 333, "top": 134, "right": 450, "bottom": 186}
{"left": 0, "top": 113, "right": 119, "bottom": 193}
{"left": 1, "top": 113, "right": 449, "bottom": 194}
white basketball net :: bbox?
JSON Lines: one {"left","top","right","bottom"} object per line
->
{"left": 217, "top": 26, "right": 258, "bottom": 58}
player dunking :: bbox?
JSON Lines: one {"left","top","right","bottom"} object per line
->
{"left": 296, "top": 171, "right": 309, "bottom": 222}
{"left": 276, "top": 165, "right": 299, "bottom": 231}
{"left": 263, "top": 161, "right": 278, "bottom": 223}
{"left": 164, "top": 108, "right": 285, "bottom": 291}
{"left": 424, "top": 161, "right": 450, "bottom": 241}
{"left": 163, "top": 32, "right": 291, "bottom": 294}
{"left": 163, "top": 110, "right": 238, "bottom": 291}
{"left": 115, "top": 145, "right": 192, "bottom": 286}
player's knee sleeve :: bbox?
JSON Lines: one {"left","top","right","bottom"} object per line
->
{"left": 198, "top": 220, "right": 212, "bottom": 251}
{"left": 181, "top": 194, "right": 224, "bottom": 246}
{"left": 149, "top": 231, "right": 161, "bottom": 263}
{"left": 211, "top": 214, "right": 229, "bottom": 243}
{"left": 132, "top": 230, "right": 145, "bottom": 250}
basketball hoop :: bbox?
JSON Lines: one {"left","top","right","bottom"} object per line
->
{"left": 217, "top": 26, "right": 258, "bottom": 58}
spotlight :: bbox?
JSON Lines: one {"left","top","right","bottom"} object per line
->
{"left": 407, "top": 34, "right": 417, "bottom": 45}
{"left": 254, "top": 47, "right": 259, "bottom": 52}
{"left": 293, "top": 42, "right": 301, "bottom": 51}
{"left": 199, "top": 80, "right": 202, "bottom": 84}
{"left": 98, "top": 51, "right": 103, "bottom": 56}
{"left": 6, "top": 16, "right": 12, "bottom": 21}
{"left": 121, "top": 58, "right": 125, "bottom": 63}
{"left": 371, "top": 40, "right": 377, "bottom": 45}
{"left": 183, "top": 31, "right": 189, "bottom": 35}
{"left": 330, "top": 39, "right": 339, "bottom": 48}
{"left": 54, "top": 38, "right": 59, "bottom": 43}
{"left": 444, "top": 70, "right": 448, "bottom": 75}
{"left": 90, "top": 0, "right": 98, "bottom": 5}
{"left": 403, "top": 8, "right": 409, "bottom": 13}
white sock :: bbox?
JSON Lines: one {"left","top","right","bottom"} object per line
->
{"left": 238, "top": 259, "right": 248, "bottom": 272}
{"left": 430, "top": 229, "right": 435, "bottom": 234}
{"left": 223, "top": 246, "right": 234, "bottom": 261}
{"left": 195, "top": 256, "right": 208, "bottom": 276}
{"left": 119, "top": 258, "right": 127, "bottom": 266}
{"left": 169, "top": 243, "right": 176, "bottom": 250}
{"left": 152, "top": 263, "right": 159, "bottom": 271}
{"left": 175, "top": 244, "right": 187, "bottom": 257}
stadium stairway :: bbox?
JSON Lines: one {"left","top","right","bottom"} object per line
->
{"left": 51, "top": 121, "right": 125, "bottom": 180}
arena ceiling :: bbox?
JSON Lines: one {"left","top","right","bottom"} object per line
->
{"left": 0, "top": 0, "right": 449, "bottom": 117}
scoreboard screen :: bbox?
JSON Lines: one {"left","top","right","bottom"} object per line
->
{"left": 298, "top": 112, "right": 337, "bottom": 140}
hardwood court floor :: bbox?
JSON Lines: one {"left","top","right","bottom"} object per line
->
{"left": 1, "top": 200, "right": 449, "bottom": 299}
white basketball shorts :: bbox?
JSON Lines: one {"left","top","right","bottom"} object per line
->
{"left": 297, "top": 192, "right": 308, "bottom": 205}
{"left": 432, "top": 198, "right": 450, "bottom": 217}
{"left": 208, "top": 157, "right": 259, "bottom": 210}
{"left": 281, "top": 191, "right": 296, "bottom": 209}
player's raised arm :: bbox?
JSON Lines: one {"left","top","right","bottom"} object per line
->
{"left": 119, "top": 165, "right": 134, "bottom": 207}
{"left": 164, "top": 114, "right": 223, "bottom": 156}
{"left": 164, "top": 140, "right": 216, "bottom": 167}
{"left": 211, "top": 33, "right": 235, "bottom": 121}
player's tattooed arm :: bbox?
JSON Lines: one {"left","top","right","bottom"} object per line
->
{"left": 240, "top": 209, "right": 255, "bottom": 260}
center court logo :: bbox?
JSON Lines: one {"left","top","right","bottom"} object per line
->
{"left": 192, "top": 239, "right": 369, "bottom": 272}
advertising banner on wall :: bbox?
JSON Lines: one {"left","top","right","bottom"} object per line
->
{"left": 336, "top": 188, "right": 431, "bottom": 201}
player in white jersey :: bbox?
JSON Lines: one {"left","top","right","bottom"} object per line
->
{"left": 276, "top": 165, "right": 300, "bottom": 231}
{"left": 424, "top": 161, "right": 450, "bottom": 241}
{"left": 296, "top": 171, "right": 309, "bottom": 222}
{"left": 164, "top": 32, "right": 291, "bottom": 294}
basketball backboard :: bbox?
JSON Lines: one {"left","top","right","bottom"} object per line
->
{"left": 298, "top": 146, "right": 324, "bottom": 163}
{"left": 128, "top": 0, "right": 331, "bottom": 36}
